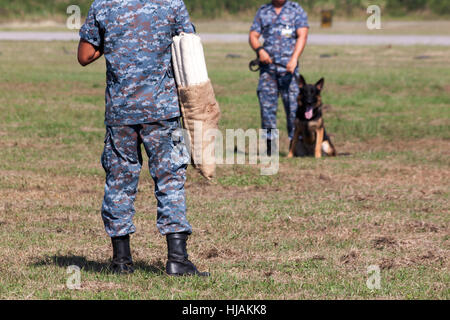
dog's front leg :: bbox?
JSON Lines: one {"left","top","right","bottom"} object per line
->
{"left": 288, "top": 126, "right": 301, "bottom": 158}
{"left": 315, "top": 127, "right": 324, "bottom": 158}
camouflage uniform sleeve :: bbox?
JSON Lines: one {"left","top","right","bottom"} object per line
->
{"left": 79, "top": 1, "right": 102, "bottom": 47}
{"left": 295, "top": 6, "right": 310, "bottom": 30}
{"left": 173, "top": 0, "right": 195, "bottom": 34}
{"left": 250, "top": 7, "right": 262, "bottom": 33}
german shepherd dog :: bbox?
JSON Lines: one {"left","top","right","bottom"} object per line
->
{"left": 288, "top": 75, "right": 336, "bottom": 158}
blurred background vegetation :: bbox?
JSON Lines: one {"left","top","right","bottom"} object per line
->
{"left": 0, "top": 0, "right": 449, "bottom": 21}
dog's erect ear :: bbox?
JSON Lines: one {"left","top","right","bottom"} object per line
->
{"left": 315, "top": 78, "right": 325, "bottom": 91}
{"left": 298, "top": 75, "right": 306, "bottom": 88}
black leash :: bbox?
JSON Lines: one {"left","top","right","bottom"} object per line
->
{"left": 249, "top": 58, "right": 301, "bottom": 84}
{"left": 249, "top": 58, "right": 287, "bottom": 72}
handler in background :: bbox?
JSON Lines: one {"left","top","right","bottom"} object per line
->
{"left": 249, "top": 0, "right": 309, "bottom": 155}
{"left": 77, "top": 0, "right": 208, "bottom": 277}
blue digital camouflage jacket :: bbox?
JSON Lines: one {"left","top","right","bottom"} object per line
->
{"left": 80, "top": 0, "right": 194, "bottom": 126}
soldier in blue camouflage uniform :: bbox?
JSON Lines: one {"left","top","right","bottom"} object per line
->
{"left": 249, "top": 0, "right": 309, "bottom": 155}
{"left": 78, "top": 0, "right": 209, "bottom": 276}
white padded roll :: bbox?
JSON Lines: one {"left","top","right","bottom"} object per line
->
{"left": 190, "top": 36, "right": 202, "bottom": 85}
{"left": 193, "top": 35, "right": 208, "bottom": 83}
{"left": 172, "top": 33, "right": 209, "bottom": 88}
{"left": 172, "top": 35, "right": 186, "bottom": 87}
{"left": 180, "top": 35, "right": 195, "bottom": 86}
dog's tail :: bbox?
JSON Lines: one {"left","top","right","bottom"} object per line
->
{"left": 322, "top": 129, "right": 337, "bottom": 156}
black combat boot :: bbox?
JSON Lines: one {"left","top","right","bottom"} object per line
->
{"left": 266, "top": 138, "right": 273, "bottom": 157}
{"left": 166, "top": 233, "right": 210, "bottom": 277}
{"left": 110, "top": 234, "right": 134, "bottom": 274}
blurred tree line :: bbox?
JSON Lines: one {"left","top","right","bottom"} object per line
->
{"left": 0, "top": 0, "right": 448, "bottom": 20}
{"left": 184, "top": 0, "right": 450, "bottom": 17}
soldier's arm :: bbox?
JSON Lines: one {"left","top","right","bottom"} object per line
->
{"left": 78, "top": 39, "right": 103, "bottom": 66}
{"left": 78, "top": 1, "right": 103, "bottom": 66}
{"left": 286, "top": 27, "right": 308, "bottom": 73}
{"left": 249, "top": 7, "right": 272, "bottom": 65}
{"left": 291, "top": 27, "right": 308, "bottom": 62}
{"left": 174, "top": 0, "right": 195, "bottom": 34}
{"left": 249, "top": 30, "right": 272, "bottom": 64}
{"left": 249, "top": 30, "right": 262, "bottom": 51}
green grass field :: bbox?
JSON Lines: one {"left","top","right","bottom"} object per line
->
{"left": 0, "top": 40, "right": 448, "bottom": 299}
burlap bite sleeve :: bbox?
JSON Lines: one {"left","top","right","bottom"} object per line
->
{"left": 178, "top": 80, "right": 221, "bottom": 180}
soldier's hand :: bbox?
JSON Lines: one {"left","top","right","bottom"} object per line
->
{"left": 286, "top": 58, "right": 298, "bottom": 74}
{"left": 259, "top": 49, "right": 273, "bottom": 65}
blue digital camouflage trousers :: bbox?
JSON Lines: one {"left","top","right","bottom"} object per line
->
{"left": 101, "top": 118, "right": 192, "bottom": 237}
{"left": 257, "top": 66, "right": 299, "bottom": 140}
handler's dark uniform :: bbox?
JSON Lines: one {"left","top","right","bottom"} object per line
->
{"left": 80, "top": 0, "right": 194, "bottom": 237}
{"left": 250, "top": 1, "right": 309, "bottom": 141}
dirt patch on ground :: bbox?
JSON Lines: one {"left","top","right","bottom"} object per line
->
{"left": 379, "top": 250, "right": 447, "bottom": 270}
{"left": 0, "top": 81, "right": 103, "bottom": 100}
{"left": 338, "top": 137, "right": 450, "bottom": 155}
{"left": 80, "top": 127, "right": 104, "bottom": 133}
{"left": 404, "top": 221, "right": 441, "bottom": 233}
{"left": 0, "top": 82, "right": 54, "bottom": 94}
{"left": 372, "top": 236, "right": 398, "bottom": 250}
{"left": 340, "top": 250, "right": 360, "bottom": 265}
{"left": 326, "top": 84, "right": 360, "bottom": 95}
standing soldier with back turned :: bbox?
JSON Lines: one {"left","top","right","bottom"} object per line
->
{"left": 77, "top": 0, "right": 209, "bottom": 277}
{"left": 249, "top": 0, "right": 309, "bottom": 155}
